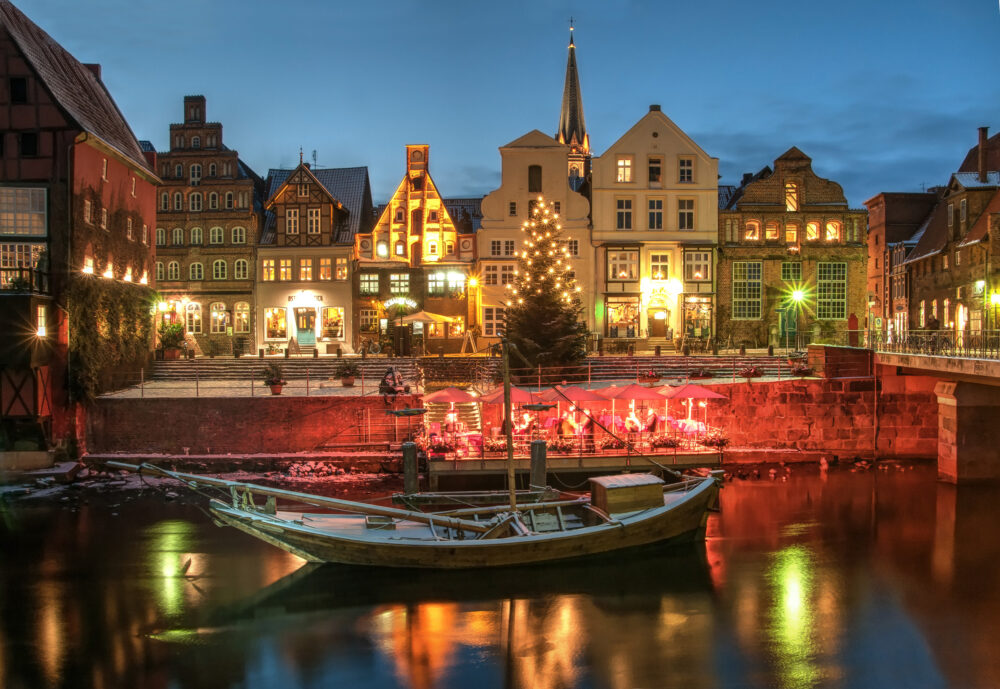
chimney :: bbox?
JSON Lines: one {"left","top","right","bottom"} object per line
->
{"left": 83, "top": 63, "right": 101, "bottom": 81}
{"left": 978, "top": 126, "right": 988, "bottom": 183}
{"left": 741, "top": 172, "right": 754, "bottom": 187}
{"left": 649, "top": 104, "right": 661, "bottom": 112}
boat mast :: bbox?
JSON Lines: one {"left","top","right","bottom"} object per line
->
{"left": 502, "top": 337, "right": 516, "bottom": 511}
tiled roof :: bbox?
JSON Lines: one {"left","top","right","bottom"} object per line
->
{"left": 138, "top": 140, "right": 156, "bottom": 153}
{"left": 0, "top": 1, "right": 152, "bottom": 173}
{"left": 958, "top": 187, "right": 1000, "bottom": 247}
{"left": 261, "top": 166, "right": 373, "bottom": 245}
{"left": 902, "top": 202, "right": 948, "bottom": 264}
{"left": 952, "top": 171, "right": 1000, "bottom": 189}
{"left": 442, "top": 197, "right": 483, "bottom": 232}
{"left": 718, "top": 185, "right": 738, "bottom": 209}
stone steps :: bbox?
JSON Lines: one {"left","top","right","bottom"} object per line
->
{"left": 150, "top": 357, "right": 421, "bottom": 382}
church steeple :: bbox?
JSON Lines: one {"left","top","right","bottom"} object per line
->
{"left": 556, "top": 21, "right": 590, "bottom": 186}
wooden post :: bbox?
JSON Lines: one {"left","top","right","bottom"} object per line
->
{"left": 402, "top": 441, "right": 418, "bottom": 495}
{"left": 529, "top": 440, "right": 546, "bottom": 490}
{"left": 140, "top": 367, "right": 144, "bottom": 399}
{"left": 306, "top": 367, "right": 310, "bottom": 396}
{"left": 503, "top": 339, "right": 516, "bottom": 511}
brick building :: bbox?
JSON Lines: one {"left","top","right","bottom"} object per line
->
{"left": 0, "top": 0, "right": 158, "bottom": 444}
{"left": 153, "top": 95, "right": 263, "bottom": 356}
{"left": 717, "top": 148, "right": 867, "bottom": 348}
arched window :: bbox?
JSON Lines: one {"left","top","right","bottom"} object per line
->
{"left": 209, "top": 227, "right": 224, "bottom": 244}
{"left": 208, "top": 163, "right": 217, "bottom": 177}
{"left": 806, "top": 221, "right": 820, "bottom": 241}
{"left": 528, "top": 165, "right": 542, "bottom": 193}
{"left": 190, "top": 164, "right": 201, "bottom": 185}
{"left": 235, "top": 302, "right": 250, "bottom": 333}
{"left": 744, "top": 220, "right": 760, "bottom": 241}
{"left": 225, "top": 192, "right": 234, "bottom": 209}
{"left": 192, "top": 136, "right": 201, "bottom": 149}
{"left": 213, "top": 260, "right": 227, "bottom": 280}
{"left": 190, "top": 227, "right": 203, "bottom": 245}
{"left": 208, "top": 192, "right": 218, "bottom": 209}
{"left": 167, "top": 261, "right": 180, "bottom": 280}
{"left": 189, "top": 262, "right": 203, "bottom": 280}
{"left": 765, "top": 221, "right": 780, "bottom": 240}
{"left": 174, "top": 164, "right": 182, "bottom": 178}
{"left": 825, "top": 221, "right": 841, "bottom": 242}
{"left": 173, "top": 192, "right": 182, "bottom": 211}
{"left": 210, "top": 302, "right": 228, "bottom": 334}
{"left": 172, "top": 228, "right": 184, "bottom": 245}
{"left": 231, "top": 227, "right": 246, "bottom": 244}
{"left": 395, "top": 240, "right": 406, "bottom": 256}
{"left": 189, "top": 192, "right": 202, "bottom": 211}
{"left": 155, "top": 262, "right": 164, "bottom": 281}
{"left": 185, "top": 302, "right": 201, "bottom": 334}
{"left": 234, "top": 259, "right": 248, "bottom": 280}
{"left": 155, "top": 228, "right": 166, "bottom": 246}
{"left": 160, "top": 192, "right": 168, "bottom": 211}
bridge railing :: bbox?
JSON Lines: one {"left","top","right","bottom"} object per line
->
{"left": 872, "top": 329, "right": 1000, "bottom": 360}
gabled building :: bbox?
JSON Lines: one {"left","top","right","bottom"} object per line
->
{"left": 258, "top": 162, "right": 373, "bottom": 354}
{"left": 718, "top": 148, "right": 867, "bottom": 347}
{"left": 592, "top": 105, "right": 719, "bottom": 348}
{"left": 153, "top": 95, "right": 263, "bottom": 356}
{"left": 1, "top": 0, "right": 159, "bottom": 445}
{"left": 353, "top": 145, "right": 475, "bottom": 354}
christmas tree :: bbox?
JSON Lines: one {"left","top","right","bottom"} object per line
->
{"left": 503, "top": 197, "right": 588, "bottom": 368}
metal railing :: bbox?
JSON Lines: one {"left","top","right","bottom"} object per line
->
{"left": 0, "top": 267, "right": 49, "bottom": 294}
{"left": 872, "top": 329, "right": 1000, "bottom": 360}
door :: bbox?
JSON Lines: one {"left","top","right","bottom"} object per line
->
{"left": 647, "top": 309, "right": 667, "bottom": 337}
{"left": 295, "top": 308, "right": 316, "bottom": 346}
{"left": 779, "top": 306, "right": 798, "bottom": 343}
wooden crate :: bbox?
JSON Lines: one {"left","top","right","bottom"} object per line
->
{"left": 589, "top": 474, "right": 665, "bottom": 514}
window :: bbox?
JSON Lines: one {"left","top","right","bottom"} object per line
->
{"left": 100, "top": 208, "right": 108, "bottom": 230}
{"left": 955, "top": 249, "right": 961, "bottom": 267}
{"left": 678, "top": 199, "right": 694, "bottom": 230}
{"left": 960, "top": 198, "right": 967, "bottom": 223}
{"left": 209, "top": 227, "right": 224, "bottom": 244}
{"left": 18, "top": 132, "right": 38, "bottom": 157}
{"left": 785, "top": 182, "right": 799, "bottom": 211}
{"left": 931, "top": 299, "right": 938, "bottom": 319}
{"left": 359, "top": 308, "right": 378, "bottom": 332}
{"left": 265, "top": 307, "right": 287, "bottom": 339}
{"left": 503, "top": 240, "right": 515, "bottom": 256}
{"left": 299, "top": 258, "right": 312, "bottom": 280}
{"left": 395, "top": 240, "right": 406, "bottom": 256}
{"left": 142, "top": 224, "right": 148, "bottom": 245}
{"left": 322, "top": 307, "right": 345, "bottom": 338}
{"left": 318, "top": 258, "right": 332, "bottom": 280}
{"left": 394, "top": 207, "right": 405, "bottom": 223}
{"left": 553, "top": 201, "right": 561, "bottom": 214}
{"left": 389, "top": 273, "right": 409, "bottom": 294}
{"left": 648, "top": 199, "right": 663, "bottom": 230}
{"left": 377, "top": 241, "right": 389, "bottom": 258}
{"left": 482, "top": 266, "right": 498, "bottom": 286}
{"left": 235, "top": 303, "right": 250, "bottom": 333}
{"left": 648, "top": 157, "right": 662, "bottom": 184}
{"left": 684, "top": 252, "right": 711, "bottom": 281}
{"left": 126, "top": 218, "right": 133, "bottom": 240}
{"left": 509, "top": 202, "right": 517, "bottom": 217}
{"left": 190, "top": 164, "right": 201, "bottom": 185}
{"left": 35, "top": 304, "right": 46, "bottom": 337}
{"left": 173, "top": 192, "right": 182, "bottom": 211}
{"left": 428, "top": 272, "right": 447, "bottom": 294}
{"left": 234, "top": 259, "right": 248, "bottom": 280}
{"left": 131, "top": 178, "right": 136, "bottom": 198}
{"left": 359, "top": 273, "right": 379, "bottom": 295}
{"left": 189, "top": 192, "right": 202, "bottom": 211}
{"left": 616, "top": 199, "right": 633, "bottom": 230}
{"left": 785, "top": 223, "right": 798, "bottom": 243}
{"left": 167, "top": 261, "right": 180, "bottom": 280}
{"left": 567, "top": 239, "right": 579, "bottom": 256}
{"left": 336, "top": 258, "right": 348, "bottom": 280}
{"left": 781, "top": 262, "right": 802, "bottom": 281}
{"left": 919, "top": 300, "right": 926, "bottom": 328}
{"left": 427, "top": 241, "right": 438, "bottom": 256}
{"left": 744, "top": 220, "right": 760, "bottom": 241}
{"left": 232, "top": 226, "right": 246, "bottom": 244}
{"left": 174, "top": 164, "right": 183, "bottom": 178}
{"left": 286, "top": 209, "right": 299, "bottom": 234}
{"left": 942, "top": 254, "right": 949, "bottom": 270}
{"left": 490, "top": 240, "right": 502, "bottom": 257}
{"left": 190, "top": 227, "right": 203, "bottom": 245}
{"left": 947, "top": 203, "right": 954, "bottom": 227}
{"left": 944, "top": 299, "right": 951, "bottom": 326}
{"left": 528, "top": 165, "right": 542, "bottom": 193}
{"left": 160, "top": 193, "right": 168, "bottom": 211}
{"left": 172, "top": 228, "right": 184, "bottom": 245}
{"left": 307, "top": 208, "right": 321, "bottom": 234}
{"left": 192, "top": 137, "right": 201, "bottom": 150}
{"left": 186, "top": 303, "right": 202, "bottom": 334}
{"left": 0, "top": 243, "right": 45, "bottom": 288}
{"left": 650, "top": 253, "right": 669, "bottom": 280}
{"left": 483, "top": 306, "right": 505, "bottom": 336}
{"left": 806, "top": 221, "right": 820, "bottom": 241}
{"left": 297, "top": 183, "right": 309, "bottom": 197}
{"left": 279, "top": 259, "right": 292, "bottom": 281}
{"left": 817, "top": 262, "right": 847, "bottom": 319}
{"left": 608, "top": 251, "right": 638, "bottom": 280}
{"left": 213, "top": 260, "right": 227, "bottom": 280}
{"left": 825, "top": 221, "right": 841, "bottom": 242}
{"left": 678, "top": 157, "right": 693, "bottom": 183}
{"left": 84, "top": 200, "right": 92, "bottom": 225}
{"left": 155, "top": 262, "right": 164, "bottom": 281}
{"left": 208, "top": 193, "right": 218, "bottom": 210}
{"left": 225, "top": 192, "right": 234, "bottom": 209}
{"left": 209, "top": 303, "right": 228, "bottom": 334}
{"left": 262, "top": 259, "right": 275, "bottom": 281}
{"left": 765, "top": 221, "right": 780, "bottom": 240}
{"left": 9, "top": 76, "right": 27, "bottom": 103}
{"left": 446, "top": 241, "right": 454, "bottom": 255}
{"left": 208, "top": 163, "right": 217, "bottom": 177}
{"left": 101, "top": 158, "right": 108, "bottom": 180}
{"left": 156, "top": 228, "right": 166, "bottom": 246}
{"left": 616, "top": 157, "right": 633, "bottom": 183}
{"left": 0, "top": 188, "right": 47, "bottom": 236}
{"left": 500, "top": 265, "right": 515, "bottom": 285}
{"left": 732, "top": 262, "right": 763, "bottom": 319}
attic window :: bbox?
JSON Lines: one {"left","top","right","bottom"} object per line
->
{"left": 9, "top": 77, "right": 27, "bottom": 104}
{"left": 785, "top": 182, "right": 799, "bottom": 212}
{"left": 394, "top": 207, "right": 404, "bottom": 223}
{"left": 298, "top": 183, "right": 309, "bottom": 197}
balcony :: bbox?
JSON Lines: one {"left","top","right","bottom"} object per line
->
{"left": 0, "top": 268, "right": 49, "bottom": 295}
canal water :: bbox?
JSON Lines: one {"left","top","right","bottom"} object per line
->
{"left": 2, "top": 464, "right": 999, "bottom": 689}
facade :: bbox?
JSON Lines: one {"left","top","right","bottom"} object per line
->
{"left": 153, "top": 95, "right": 262, "bottom": 356}
{"left": 0, "top": 0, "right": 158, "bottom": 442}
{"left": 353, "top": 145, "right": 475, "bottom": 354}
{"left": 258, "top": 162, "right": 373, "bottom": 354}
{"left": 478, "top": 130, "right": 594, "bottom": 345}
{"left": 717, "top": 148, "right": 867, "bottom": 347}
{"left": 591, "top": 105, "right": 719, "bottom": 347}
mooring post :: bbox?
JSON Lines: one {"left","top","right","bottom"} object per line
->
{"left": 402, "top": 441, "right": 418, "bottom": 495}
{"left": 530, "top": 439, "right": 547, "bottom": 490}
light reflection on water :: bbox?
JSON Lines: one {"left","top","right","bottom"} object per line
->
{"left": 1, "top": 465, "right": 999, "bottom": 688}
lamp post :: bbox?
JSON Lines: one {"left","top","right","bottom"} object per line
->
{"left": 991, "top": 292, "right": 1000, "bottom": 348}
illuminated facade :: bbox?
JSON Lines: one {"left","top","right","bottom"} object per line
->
{"left": 257, "top": 162, "right": 373, "bottom": 354}
{"left": 154, "top": 96, "right": 263, "bottom": 356}
{"left": 717, "top": 148, "right": 867, "bottom": 347}
{"left": 591, "top": 105, "right": 719, "bottom": 346}
{"left": 478, "top": 130, "right": 594, "bottom": 344}
{"left": 353, "top": 145, "right": 475, "bottom": 354}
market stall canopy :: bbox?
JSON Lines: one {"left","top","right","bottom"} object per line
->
{"left": 604, "top": 383, "right": 671, "bottom": 401}
{"left": 538, "top": 385, "right": 611, "bottom": 403}
{"left": 479, "top": 387, "right": 535, "bottom": 404}
{"left": 422, "top": 387, "right": 478, "bottom": 404}
{"left": 665, "top": 384, "right": 728, "bottom": 400}
{"left": 400, "top": 311, "right": 458, "bottom": 324}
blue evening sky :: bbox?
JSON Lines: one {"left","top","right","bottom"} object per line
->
{"left": 17, "top": 0, "right": 1000, "bottom": 207}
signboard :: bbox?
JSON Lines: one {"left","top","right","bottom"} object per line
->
{"left": 384, "top": 296, "right": 417, "bottom": 309}
{"left": 874, "top": 317, "right": 883, "bottom": 329}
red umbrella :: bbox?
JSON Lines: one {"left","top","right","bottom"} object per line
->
{"left": 538, "top": 385, "right": 610, "bottom": 403}
{"left": 422, "top": 387, "right": 478, "bottom": 405}
{"left": 604, "top": 383, "right": 671, "bottom": 401}
{"left": 479, "top": 387, "right": 535, "bottom": 404}
{"left": 665, "top": 384, "right": 727, "bottom": 400}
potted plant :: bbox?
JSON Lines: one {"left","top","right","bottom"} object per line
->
{"left": 158, "top": 323, "right": 185, "bottom": 360}
{"left": 689, "top": 367, "right": 713, "bottom": 379}
{"left": 739, "top": 365, "right": 762, "bottom": 379}
{"left": 263, "top": 361, "right": 286, "bottom": 395}
{"left": 637, "top": 369, "right": 660, "bottom": 385}
{"left": 335, "top": 360, "right": 360, "bottom": 387}
{"left": 650, "top": 434, "right": 680, "bottom": 449}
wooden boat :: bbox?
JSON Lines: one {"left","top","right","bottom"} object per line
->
{"left": 104, "top": 461, "right": 720, "bottom": 569}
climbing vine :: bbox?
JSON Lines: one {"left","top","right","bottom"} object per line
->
{"left": 67, "top": 275, "right": 155, "bottom": 401}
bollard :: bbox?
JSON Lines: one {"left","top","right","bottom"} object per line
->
{"left": 682, "top": 344, "right": 690, "bottom": 356}
{"left": 313, "top": 348, "right": 318, "bottom": 359}
{"left": 259, "top": 348, "right": 264, "bottom": 359}
{"left": 739, "top": 345, "right": 746, "bottom": 356}
{"left": 284, "top": 348, "right": 290, "bottom": 359}
{"left": 337, "top": 347, "right": 342, "bottom": 358}
{"left": 767, "top": 344, "right": 774, "bottom": 356}
{"left": 402, "top": 442, "right": 419, "bottom": 495}
{"left": 655, "top": 345, "right": 661, "bottom": 357}
{"left": 530, "top": 440, "right": 547, "bottom": 490}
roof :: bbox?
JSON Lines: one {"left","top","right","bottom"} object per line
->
{"left": 959, "top": 131, "right": 1000, "bottom": 174}
{"left": 443, "top": 197, "right": 483, "bottom": 232}
{"left": 138, "top": 140, "right": 156, "bottom": 153}
{"left": 903, "top": 201, "right": 949, "bottom": 264}
{"left": 718, "top": 185, "right": 738, "bottom": 209}
{"left": 261, "top": 165, "right": 372, "bottom": 245}
{"left": 556, "top": 31, "right": 588, "bottom": 151}
{"left": 0, "top": 1, "right": 152, "bottom": 173}
{"left": 952, "top": 171, "right": 1000, "bottom": 189}
{"left": 958, "top": 187, "right": 1000, "bottom": 247}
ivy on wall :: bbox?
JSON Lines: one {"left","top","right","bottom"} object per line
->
{"left": 67, "top": 275, "right": 154, "bottom": 401}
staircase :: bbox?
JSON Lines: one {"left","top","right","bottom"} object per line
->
{"left": 150, "top": 357, "right": 421, "bottom": 383}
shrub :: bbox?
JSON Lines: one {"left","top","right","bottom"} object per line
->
{"left": 546, "top": 438, "right": 575, "bottom": 454}
{"left": 650, "top": 434, "right": 679, "bottom": 449}
{"left": 334, "top": 361, "right": 360, "bottom": 378}
{"left": 158, "top": 323, "right": 185, "bottom": 349}
{"left": 599, "top": 436, "right": 626, "bottom": 450}
{"left": 700, "top": 431, "right": 730, "bottom": 449}
{"left": 263, "top": 362, "right": 286, "bottom": 386}
{"left": 739, "top": 365, "right": 762, "bottom": 378}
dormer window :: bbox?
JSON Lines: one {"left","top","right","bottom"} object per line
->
{"left": 376, "top": 241, "right": 389, "bottom": 258}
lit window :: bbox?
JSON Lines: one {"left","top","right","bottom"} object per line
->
{"left": 0, "top": 188, "right": 47, "bottom": 236}
{"left": 395, "top": 240, "right": 406, "bottom": 256}
{"left": 765, "top": 221, "right": 780, "bottom": 240}
{"left": 262, "top": 259, "right": 275, "bottom": 281}
{"left": 278, "top": 259, "right": 292, "bottom": 281}
{"left": 235, "top": 302, "right": 250, "bottom": 333}
{"left": 785, "top": 182, "right": 799, "bottom": 211}
{"left": 744, "top": 220, "right": 760, "bottom": 241}
{"left": 335, "top": 257, "right": 347, "bottom": 280}
{"left": 608, "top": 251, "right": 638, "bottom": 280}
{"left": 678, "top": 158, "right": 693, "bottom": 183}
{"left": 322, "top": 307, "right": 345, "bottom": 338}
{"left": 785, "top": 223, "right": 798, "bottom": 243}
{"left": 359, "top": 308, "right": 378, "bottom": 333}
{"left": 209, "top": 302, "right": 227, "bottom": 333}
{"left": 806, "top": 221, "right": 820, "bottom": 241}
{"left": 300, "top": 258, "right": 313, "bottom": 281}
{"left": 36, "top": 305, "right": 46, "bottom": 337}
{"left": 100, "top": 208, "right": 108, "bottom": 230}
{"left": 389, "top": 273, "right": 409, "bottom": 294}
{"left": 186, "top": 303, "right": 202, "bottom": 333}
{"left": 126, "top": 218, "right": 133, "bottom": 240}
{"left": 732, "top": 261, "right": 762, "bottom": 319}
{"left": 684, "top": 252, "right": 711, "bottom": 281}
{"left": 650, "top": 254, "right": 669, "bottom": 280}
{"left": 264, "top": 307, "right": 286, "bottom": 339}
{"left": 213, "top": 260, "right": 227, "bottom": 280}
{"left": 359, "top": 273, "right": 379, "bottom": 295}
{"left": 319, "top": 258, "right": 332, "bottom": 280}
{"left": 616, "top": 157, "right": 633, "bottom": 183}
{"left": 101, "top": 158, "right": 108, "bottom": 180}
{"left": 142, "top": 225, "right": 148, "bottom": 244}
{"left": 825, "top": 221, "right": 841, "bottom": 242}
{"left": 428, "top": 272, "right": 446, "bottom": 294}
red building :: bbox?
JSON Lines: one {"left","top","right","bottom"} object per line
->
{"left": 0, "top": 1, "right": 159, "bottom": 449}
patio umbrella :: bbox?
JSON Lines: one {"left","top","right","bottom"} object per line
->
{"left": 479, "top": 386, "right": 534, "bottom": 404}
{"left": 604, "top": 383, "right": 671, "bottom": 401}
{"left": 538, "top": 385, "right": 610, "bottom": 403}
{"left": 422, "top": 387, "right": 477, "bottom": 405}
{"left": 665, "top": 384, "right": 727, "bottom": 422}
{"left": 400, "top": 310, "right": 458, "bottom": 324}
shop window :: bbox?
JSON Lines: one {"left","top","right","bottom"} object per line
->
{"left": 235, "top": 302, "right": 250, "bottom": 333}
{"left": 607, "top": 298, "right": 639, "bottom": 338}
{"left": 186, "top": 302, "right": 202, "bottom": 334}
{"left": 322, "top": 307, "right": 344, "bottom": 338}
{"left": 265, "top": 307, "right": 287, "bottom": 339}
{"left": 210, "top": 302, "right": 228, "bottom": 334}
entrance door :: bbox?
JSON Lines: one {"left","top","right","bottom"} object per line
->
{"left": 779, "top": 306, "right": 798, "bottom": 342}
{"left": 295, "top": 307, "right": 316, "bottom": 346}
{"left": 647, "top": 309, "right": 668, "bottom": 337}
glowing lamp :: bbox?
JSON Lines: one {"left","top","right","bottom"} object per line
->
{"left": 467, "top": 277, "right": 478, "bottom": 288}
{"left": 792, "top": 289, "right": 805, "bottom": 302}
{"left": 666, "top": 278, "right": 684, "bottom": 297}
{"left": 157, "top": 301, "right": 169, "bottom": 312}
{"left": 991, "top": 292, "right": 1000, "bottom": 306}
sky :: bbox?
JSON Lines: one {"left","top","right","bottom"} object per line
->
{"left": 15, "top": 0, "right": 1000, "bottom": 207}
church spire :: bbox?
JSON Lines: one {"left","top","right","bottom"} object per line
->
{"left": 557, "top": 20, "right": 590, "bottom": 186}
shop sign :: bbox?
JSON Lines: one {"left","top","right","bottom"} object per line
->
{"left": 384, "top": 296, "right": 417, "bottom": 309}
